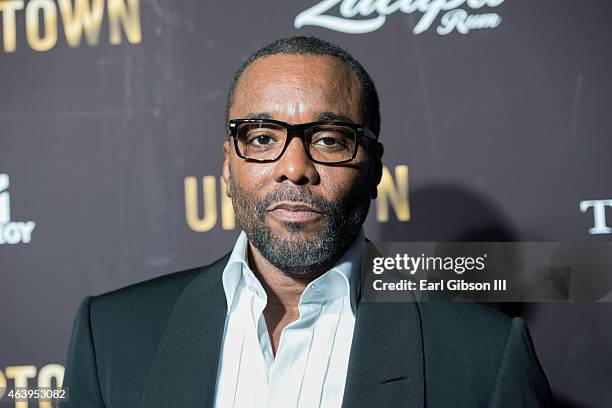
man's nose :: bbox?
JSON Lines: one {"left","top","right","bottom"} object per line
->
{"left": 272, "top": 135, "right": 320, "bottom": 185}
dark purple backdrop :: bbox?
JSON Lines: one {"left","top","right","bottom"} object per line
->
{"left": 1, "top": 1, "right": 611, "bottom": 406}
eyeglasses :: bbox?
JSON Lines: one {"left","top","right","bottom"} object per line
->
{"left": 227, "top": 118, "right": 378, "bottom": 164}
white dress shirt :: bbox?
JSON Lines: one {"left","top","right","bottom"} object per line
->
{"left": 213, "top": 230, "right": 363, "bottom": 408}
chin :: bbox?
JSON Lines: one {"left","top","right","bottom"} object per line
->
{"left": 272, "top": 220, "right": 325, "bottom": 236}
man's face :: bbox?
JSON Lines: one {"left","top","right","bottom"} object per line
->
{"left": 223, "top": 53, "right": 381, "bottom": 276}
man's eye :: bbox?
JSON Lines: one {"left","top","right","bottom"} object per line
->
{"left": 315, "top": 137, "right": 340, "bottom": 146}
{"left": 313, "top": 133, "right": 350, "bottom": 148}
{"left": 247, "top": 134, "right": 277, "bottom": 146}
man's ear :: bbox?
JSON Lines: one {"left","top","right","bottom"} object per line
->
{"left": 370, "top": 141, "right": 384, "bottom": 199}
{"left": 222, "top": 140, "right": 231, "bottom": 197}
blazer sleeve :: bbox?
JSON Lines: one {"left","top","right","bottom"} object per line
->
{"left": 60, "top": 296, "right": 106, "bottom": 408}
{"left": 488, "top": 317, "right": 553, "bottom": 407}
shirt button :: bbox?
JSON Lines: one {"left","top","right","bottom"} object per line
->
{"left": 248, "top": 286, "right": 258, "bottom": 294}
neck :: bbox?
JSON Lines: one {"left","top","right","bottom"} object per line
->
{"left": 248, "top": 242, "right": 336, "bottom": 356}
{"left": 245, "top": 235, "right": 358, "bottom": 356}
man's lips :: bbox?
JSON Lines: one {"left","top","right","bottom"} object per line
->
{"left": 267, "top": 201, "right": 324, "bottom": 223}
{"left": 267, "top": 201, "right": 322, "bottom": 213}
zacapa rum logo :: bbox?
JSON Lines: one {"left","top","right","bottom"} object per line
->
{"left": 295, "top": 0, "right": 507, "bottom": 35}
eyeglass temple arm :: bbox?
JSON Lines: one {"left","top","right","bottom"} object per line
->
{"left": 362, "top": 127, "right": 378, "bottom": 141}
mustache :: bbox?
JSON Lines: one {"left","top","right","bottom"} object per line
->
{"left": 255, "top": 186, "right": 339, "bottom": 216}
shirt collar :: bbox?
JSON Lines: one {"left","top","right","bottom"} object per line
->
{"left": 222, "top": 229, "right": 364, "bottom": 315}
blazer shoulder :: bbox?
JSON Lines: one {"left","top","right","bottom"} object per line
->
{"left": 63, "top": 253, "right": 231, "bottom": 408}
{"left": 89, "top": 252, "right": 231, "bottom": 325}
{"left": 418, "top": 303, "right": 537, "bottom": 406}
{"left": 419, "top": 302, "right": 512, "bottom": 340}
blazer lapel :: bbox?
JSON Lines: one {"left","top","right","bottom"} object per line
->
{"left": 140, "top": 254, "right": 230, "bottom": 408}
{"left": 342, "top": 300, "right": 425, "bottom": 408}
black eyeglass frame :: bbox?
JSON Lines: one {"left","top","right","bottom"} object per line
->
{"left": 227, "top": 118, "right": 379, "bottom": 164}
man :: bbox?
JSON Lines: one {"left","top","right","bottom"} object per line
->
{"left": 62, "top": 36, "right": 552, "bottom": 407}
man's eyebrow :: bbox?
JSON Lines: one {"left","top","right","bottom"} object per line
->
{"left": 244, "top": 112, "right": 273, "bottom": 120}
{"left": 316, "top": 111, "right": 355, "bottom": 123}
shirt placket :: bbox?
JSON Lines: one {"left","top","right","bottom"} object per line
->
{"left": 298, "top": 296, "right": 345, "bottom": 408}
{"left": 234, "top": 275, "right": 269, "bottom": 408}
{"left": 266, "top": 318, "right": 317, "bottom": 407}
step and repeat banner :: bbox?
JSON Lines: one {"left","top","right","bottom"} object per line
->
{"left": 1, "top": 0, "right": 611, "bottom": 406}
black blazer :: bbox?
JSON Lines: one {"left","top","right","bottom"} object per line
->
{"left": 62, "top": 253, "right": 552, "bottom": 407}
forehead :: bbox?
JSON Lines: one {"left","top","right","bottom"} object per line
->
{"left": 230, "top": 54, "right": 362, "bottom": 121}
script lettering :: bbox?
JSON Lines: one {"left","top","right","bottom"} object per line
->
{"left": 294, "top": 0, "right": 507, "bottom": 35}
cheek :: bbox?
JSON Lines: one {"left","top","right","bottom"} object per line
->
{"left": 318, "top": 167, "right": 367, "bottom": 200}
{"left": 230, "top": 159, "right": 274, "bottom": 191}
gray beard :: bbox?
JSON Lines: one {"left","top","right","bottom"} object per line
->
{"left": 228, "top": 171, "right": 370, "bottom": 277}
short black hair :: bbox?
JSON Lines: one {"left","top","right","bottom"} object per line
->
{"left": 225, "top": 36, "right": 381, "bottom": 137}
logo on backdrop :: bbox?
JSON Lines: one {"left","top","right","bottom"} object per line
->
{"left": 0, "top": 0, "right": 141, "bottom": 53}
{"left": 295, "top": 0, "right": 506, "bottom": 35}
{"left": 0, "top": 174, "right": 36, "bottom": 245}
{"left": 184, "top": 165, "right": 410, "bottom": 232}
{"left": 580, "top": 199, "right": 612, "bottom": 235}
